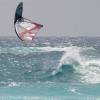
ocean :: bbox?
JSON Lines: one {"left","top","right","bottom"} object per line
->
{"left": 0, "top": 36, "right": 100, "bottom": 100}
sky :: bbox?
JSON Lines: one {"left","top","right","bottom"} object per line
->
{"left": 0, "top": 0, "right": 100, "bottom": 37}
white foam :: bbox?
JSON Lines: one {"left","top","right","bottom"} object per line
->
{"left": 1, "top": 46, "right": 100, "bottom": 84}
{"left": 52, "top": 46, "right": 100, "bottom": 84}
{"left": 0, "top": 46, "right": 95, "bottom": 54}
{"left": 8, "top": 82, "right": 20, "bottom": 87}
{"left": 0, "top": 46, "right": 82, "bottom": 55}
{"left": 75, "top": 59, "right": 100, "bottom": 84}
{"left": 52, "top": 46, "right": 83, "bottom": 75}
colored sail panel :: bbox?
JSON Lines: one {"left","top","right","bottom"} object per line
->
{"left": 14, "top": 2, "right": 43, "bottom": 41}
{"left": 14, "top": 2, "right": 23, "bottom": 24}
{"left": 15, "top": 18, "right": 43, "bottom": 41}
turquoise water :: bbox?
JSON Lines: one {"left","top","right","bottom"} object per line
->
{"left": 0, "top": 83, "right": 100, "bottom": 100}
{"left": 0, "top": 37, "right": 100, "bottom": 100}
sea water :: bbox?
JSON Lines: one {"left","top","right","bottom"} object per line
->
{"left": 0, "top": 36, "right": 100, "bottom": 100}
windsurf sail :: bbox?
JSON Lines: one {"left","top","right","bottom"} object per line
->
{"left": 14, "top": 2, "right": 43, "bottom": 41}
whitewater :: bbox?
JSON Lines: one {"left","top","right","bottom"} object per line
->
{"left": 0, "top": 37, "right": 100, "bottom": 100}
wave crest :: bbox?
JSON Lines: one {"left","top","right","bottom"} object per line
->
{"left": 52, "top": 46, "right": 100, "bottom": 84}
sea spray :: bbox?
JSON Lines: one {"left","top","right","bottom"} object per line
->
{"left": 74, "top": 59, "right": 100, "bottom": 84}
{"left": 51, "top": 46, "right": 82, "bottom": 75}
{"left": 51, "top": 46, "right": 100, "bottom": 84}
{"left": 0, "top": 37, "right": 100, "bottom": 99}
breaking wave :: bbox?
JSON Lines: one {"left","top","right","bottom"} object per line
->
{"left": 0, "top": 46, "right": 69, "bottom": 55}
{"left": 0, "top": 45, "right": 100, "bottom": 84}
{"left": 51, "top": 46, "right": 100, "bottom": 84}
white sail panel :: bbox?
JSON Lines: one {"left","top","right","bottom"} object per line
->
{"left": 15, "top": 19, "right": 43, "bottom": 41}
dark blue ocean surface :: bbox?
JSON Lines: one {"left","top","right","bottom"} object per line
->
{"left": 0, "top": 36, "right": 100, "bottom": 100}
